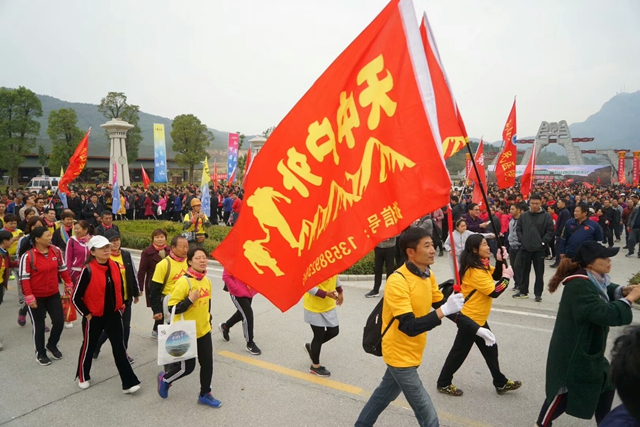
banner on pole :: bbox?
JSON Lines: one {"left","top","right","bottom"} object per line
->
{"left": 228, "top": 133, "right": 239, "bottom": 183}
{"left": 153, "top": 124, "right": 168, "bottom": 183}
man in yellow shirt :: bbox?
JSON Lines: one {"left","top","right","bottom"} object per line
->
{"left": 149, "top": 236, "right": 189, "bottom": 328}
{"left": 355, "top": 226, "right": 493, "bottom": 427}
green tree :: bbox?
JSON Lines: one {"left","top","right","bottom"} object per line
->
{"left": 262, "top": 126, "right": 275, "bottom": 138}
{"left": 98, "top": 92, "right": 142, "bottom": 163}
{"left": 37, "top": 144, "right": 47, "bottom": 175}
{"left": 47, "top": 108, "right": 83, "bottom": 174}
{"left": 237, "top": 131, "right": 246, "bottom": 150}
{"left": 171, "top": 114, "right": 213, "bottom": 182}
{"left": 0, "top": 86, "right": 43, "bottom": 181}
{"left": 237, "top": 153, "right": 247, "bottom": 182}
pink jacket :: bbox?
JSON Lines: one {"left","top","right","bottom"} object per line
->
{"left": 65, "top": 237, "right": 91, "bottom": 286}
{"left": 222, "top": 270, "right": 257, "bottom": 298}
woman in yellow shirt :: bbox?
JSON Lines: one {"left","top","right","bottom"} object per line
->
{"left": 303, "top": 275, "right": 343, "bottom": 377}
{"left": 157, "top": 247, "right": 221, "bottom": 408}
{"left": 437, "top": 234, "right": 521, "bottom": 397}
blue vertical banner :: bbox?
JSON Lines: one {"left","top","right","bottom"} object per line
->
{"left": 228, "top": 133, "right": 239, "bottom": 183}
{"left": 153, "top": 124, "right": 168, "bottom": 183}
{"left": 112, "top": 162, "right": 121, "bottom": 215}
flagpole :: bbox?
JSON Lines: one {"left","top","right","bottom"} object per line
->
{"left": 465, "top": 143, "right": 508, "bottom": 267}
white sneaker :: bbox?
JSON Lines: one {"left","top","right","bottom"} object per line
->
{"left": 78, "top": 380, "right": 90, "bottom": 390}
{"left": 123, "top": 385, "right": 140, "bottom": 394}
{"left": 65, "top": 322, "right": 74, "bottom": 329}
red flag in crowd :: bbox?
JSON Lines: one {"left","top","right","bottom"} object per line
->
{"left": 243, "top": 148, "right": 253, "bottom": 186}
{"left": 212, "top": 0, "right": 452, "bottom": 311}
{"left": 521, "top": 141, "right": 537, "bottom": 199}
{"left": 212, "top": 161, "right": 218, "bottom": 191}
{"left": 469, "top": 139, "right": 487, "bottom": 208}
{"left": 58, "top": 128, "right": 91, "bottom": 194}
{"left": 495, "top": 100, "right": 517, "bottom": 189}
{"left": 140, "top": 165, "right": 151, "bottom": 189}
{"left": 419, "top": 13, "right": 468, "bottom": 159}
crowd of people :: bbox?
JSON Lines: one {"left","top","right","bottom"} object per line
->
{"left": 0, "top": 179, "right": 639, "bottom": 425}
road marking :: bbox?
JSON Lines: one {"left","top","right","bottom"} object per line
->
{"left": 492, "top": 308, "right": 556, "bottom": 319}
{"left": 490, "top": 320, "right": 553, "bottom": 333}
{"left": 218, "top": 350, "right": 494, "bottom": 427}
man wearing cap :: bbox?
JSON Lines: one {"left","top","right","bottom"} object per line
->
{"left": 183, "top": 198, "right": 211, "bottom": 249}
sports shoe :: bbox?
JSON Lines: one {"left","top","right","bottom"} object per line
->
{"left": 535, "top": 296, "right": 542, "bottom": 303}
{"left": 246, "top": 342, "right": 262, "bottom": 355}
{"left": 365, "top": 291, "right": 380, "bottom": 298}
{"left": 151, "top": 330, "right": 158, "bottom": 339}
{"left": 198, "top": 392, "right": 222, "bottom": 408}
{"left": 9, "top": 274, "right": 15, "bottom": 280}
{"left": 437, "top": 384, "right": 463, "bottom": 396}
{"left": 157, "top": 372, "right": 171, "bottom": 399}
{"left": 46, "top": 344, "right": 63, "bottom": 360}
{"left": 304, "top": 343, "right": 312, "bottom": 362}
{"left": 496, "top": 380, "right": 522, "bottom": 395}
{"left": 64, "top": 322, "right": 73, "bottom": 329}
{"left": 512, "top": 292, "right": 529, "bottom": 299}
{"left": 218, "top": 323, "right": 230, "bottom": 342}
{"left": 17, "top": 312, "right": 26, "bottom": 326}
{"left": 625, "top": 253, "right": 635, "bottom": 258}
{"left": 309, "top": 365, "right": 331, "bottom": 377}
{"left": 78, "top": 380, "right": 90, "bottom": 390}
{"left": 549, "top": 263, "right": 559, "bottom": 268}
{"left": 37, "top": 354, "right": 52, "bottom": 366}
{"left": 123, "top": 385, "right": 141, "bottom": 394}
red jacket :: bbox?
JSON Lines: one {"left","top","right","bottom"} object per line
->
{"left": 20, "top": 245, "right": 72, "bottom": 298}
{"left": 73, "top": 259, "right": 124, "bottom": 317}
{"left": 232, "top": 198, "right": 242, "bottom": 213}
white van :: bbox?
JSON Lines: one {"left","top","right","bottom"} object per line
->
{"left": 26, "top": 176, "right": 60, "bottom": 193}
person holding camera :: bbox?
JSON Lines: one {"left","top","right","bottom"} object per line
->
{"left": 183, "top": 198, "right": 211, "bottom": 249}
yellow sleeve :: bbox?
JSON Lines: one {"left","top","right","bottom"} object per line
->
{"left": 384, "top": 276, "right": 413, "bottom": 317}
{"left": 151, "top": 259, "right": 168, "bottom": 283}
{"left": 430, "top": 274, "right": 444, "bottom": 304}
{"left": 168, "top": 277, "right": 189, "bottom": 306}
{"left": 467, "top": 268, "right": 496, "bottom": 296}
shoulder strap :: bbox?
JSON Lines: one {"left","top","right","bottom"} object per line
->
{"left": 162, "top": 258, "right": 172, "bottom": 288}
{"left": 28, "top": 249, "right": 36, "bottom": 272}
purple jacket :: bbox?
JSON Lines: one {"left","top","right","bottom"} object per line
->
{"left": 65, "top": 237, "right": 90, "bottom": 286}
{"left": 222, "top": 270, "right": 257, "bottom": 298}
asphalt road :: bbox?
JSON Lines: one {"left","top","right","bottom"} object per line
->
{"left": 1, "top": 242, "right": 638, "bottom": 427}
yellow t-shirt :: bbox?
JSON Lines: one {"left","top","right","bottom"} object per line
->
{"left": 381, "top": 264, "right": 444, "bottom": 368}
{"left": 111, "top": 253, "right": 128, "bottom": 301}
{"left": 303, "top": 276, "right": 338, "bottom": 313}
{"left": 151, "top": 257, "right": 189, "bottom": 297}
{"left": 183, "top": 212, "right": 209, "bottom": 236}
{"left": 7, "top": 229, "right": 23, "bottom": 257}
{"left": 168, "top": 275, "right": 212, "bottom": 338}
{"left": 460, "top": 266, "right": 495, "bottom": 325}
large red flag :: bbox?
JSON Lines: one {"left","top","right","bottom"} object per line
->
{"left": 470, "top": 139, "right": 487, "bottom": 209}
{"left": 212, "top": 0, "right": 451, "bottom": 311}
{"left": 58, "top": 128, "right": 90, "bottom": 194}
{"left": 521, "top": 141, "right": 537, "bottom": 199}
{"left": 419, "top": 13, "right": 468, "bottom": 159}
{"left": 140, "top": 165, "right": 151, "bottom": 189}
{"left": 495, "top": 100, "right": 517, "bottom": 189}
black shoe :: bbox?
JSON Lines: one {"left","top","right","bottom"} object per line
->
{"left": 549, "top": 263, "right": 559, "bottom": 268}
{"left": 535, "top": 296, "right": 542, "bottom": 302}
{"left": 218, "top": 323, "right": 230, "bottom": 342}
{"left": 309, "top": 365, "right": 331, "bottom": 377}
{"left": 626, "top": 253, "right": 635, "bottom": 258}
{"left": 46, "top": 345, "right": 63, "bottom": 360}
{"left": 304, "top": 343, "right": 312, "bottom": 362}
{"left": 246, "top": 342, "right": 261, "bottom": 355}
{"left": 623, "top": 246, "right": 628, "bottom": 249}
{"left": 365, "top": 291, "right": 380, "bottom": 298}
{"left": 512, "top": 292, "right": 529, "bottom": 299}
{"left": 92, "top": 351, "right": 99, "bottom": 360}
{"left": 37, "top": 354, "right": 52, "bottom": 366}
{"left": 438, "top": 249, "right": 444, "bottom": 257}
{"left": 496, "top": 380, "right": 522, "bottom": 395}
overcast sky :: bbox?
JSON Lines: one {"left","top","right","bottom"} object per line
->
{"left": 1, "top": 0, "right": 638, "bottom": 141}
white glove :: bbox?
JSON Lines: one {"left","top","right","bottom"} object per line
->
{"left": 440, "top": 293, "right": 464, "bottom": 317}
{"left": 476, "top": 327, "right": 496, "bottom": 346}
{"left": 496, "top": 246, "right": 508, "bottom": 261}
{"left": 501, "top": 266, "right": 514, "bottom": 280}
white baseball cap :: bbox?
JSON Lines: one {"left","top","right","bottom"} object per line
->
{"left": 88, "top": 235, "right": 111, "bottom": 250}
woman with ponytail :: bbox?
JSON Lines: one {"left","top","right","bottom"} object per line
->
{"left": 535, "top": 241, "right": 640, "bottom": 427}
{"left": 437, "top": 234, "right": 521, "bottom": 397}
{"left": 156, "top": 247, "right": 221, "bottom": 408}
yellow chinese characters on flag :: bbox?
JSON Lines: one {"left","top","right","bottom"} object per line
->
{"left": 213, "top": 0, "right": 452, "bottom": 311}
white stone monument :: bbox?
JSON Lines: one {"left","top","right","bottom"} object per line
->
{"left": 248, "top": 135, "right": 267, "bottom": 157}
{"left": 102, "top": 118, "right": 134, "bottom": 188}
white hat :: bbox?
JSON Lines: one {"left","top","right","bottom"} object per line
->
{"left": 88, "top": 235, "right": 111, "bottom": 250}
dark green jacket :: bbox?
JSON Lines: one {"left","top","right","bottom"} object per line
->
{"left": 545, "top": 269, "right": 632, "bottom": 419}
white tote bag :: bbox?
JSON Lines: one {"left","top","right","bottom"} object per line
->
{"left": 157, "top": 305, "right": 198, "bottom": 365}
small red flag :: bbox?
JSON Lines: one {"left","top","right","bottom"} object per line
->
{"left": 59, "top": 128, "right": 91, "bottom": 194}
{"left": 140, "top": 165, "right": 151, "bottom": 189}
{"left": 242, "top": 148, "right": 253, "bottom": 187}
{"left": 212, "top": 161, "right": 218, "bottom": 191}
{"left": 495, "top": 100, "right": 517, "bottom": 189}
{"left": 470, "top": 139, "right": 487, "bottom": 208}
{"left": 521, "top": 141, "right": 537, "bottom": 199}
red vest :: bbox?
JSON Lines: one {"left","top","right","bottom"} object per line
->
{"left": 82, "top": 259, "right": 124, "bottom": 317}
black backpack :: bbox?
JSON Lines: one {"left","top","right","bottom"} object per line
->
{"left": 362, "top": 271, "right": 405, "bottom": 357}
